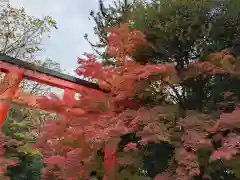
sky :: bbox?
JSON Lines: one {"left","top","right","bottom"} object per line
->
{"left": 9, "top": 0, "right": 111, "bottom": 76}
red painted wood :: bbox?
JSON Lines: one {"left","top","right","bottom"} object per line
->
{"left": 0, "top": 61, "right": 98, "bottom": 93}
{"left": 63, "top": 88, "right": 76, "bottom": 103}
{"left": 0, "top": 71, "right": 23, "bottom": 125}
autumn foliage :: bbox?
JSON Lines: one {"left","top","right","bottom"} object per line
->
{"left": 1, "top": 23, "right": 240, "bottom": 180}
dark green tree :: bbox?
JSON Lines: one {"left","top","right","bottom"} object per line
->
{"left": 87, "top": 0, "right": 240, "bottom": 66}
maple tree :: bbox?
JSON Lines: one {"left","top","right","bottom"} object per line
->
{"left": 1, "top": 21, "right": 240, "bottom": 180}
{"left": 26, "top": 23, "right": 240, "bottom": 180}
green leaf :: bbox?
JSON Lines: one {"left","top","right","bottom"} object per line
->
{"left": 17, "top": 144, "right": 42, "bottom": 156}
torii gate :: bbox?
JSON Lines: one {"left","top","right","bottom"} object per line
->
{"left": 0, "top": 54, "right": 117, "bottom": 179}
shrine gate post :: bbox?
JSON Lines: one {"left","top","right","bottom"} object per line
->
{"left": 0, "top": 71, "right": 23, "bottom": 125}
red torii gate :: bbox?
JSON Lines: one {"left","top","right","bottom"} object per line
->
{"left": 0, "top": 54, "right": 117, "bottom": 179}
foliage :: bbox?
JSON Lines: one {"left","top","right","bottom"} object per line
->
{"left": 1, "top": 2, "right": 240, "bottom": 179}
{"left": 0, "top": 4, "right": 57, "bottom": 59}
{"left": 88, "top": 0, "right": 240, "bottom": 66}
{"left": 5, "top": 155, "right": 43, "bottom": 180}
{"left": 85, "top": 0, "right": 136, "bottom": 61}
{"left": 5, "top": 23, "right": 239, "bottom": 180}
{"left": 86, "top": 0, "right": 240, "bottom": 124}
{"left": 86, "top": 0, "right": 240, "bottom": 128}
{"left": 0, "top": 130, "right": 19, "bottom": 180}
{"left": 0, "top": 2, "right": 59, "bottom": 180}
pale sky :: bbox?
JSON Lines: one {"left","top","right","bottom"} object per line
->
{"left": 9, "top": 0, "right": 111, "bottom": 76}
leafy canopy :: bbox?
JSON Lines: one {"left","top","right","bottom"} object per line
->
{"left": 2, "top": 23, "right": 239, "bottom": 180}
